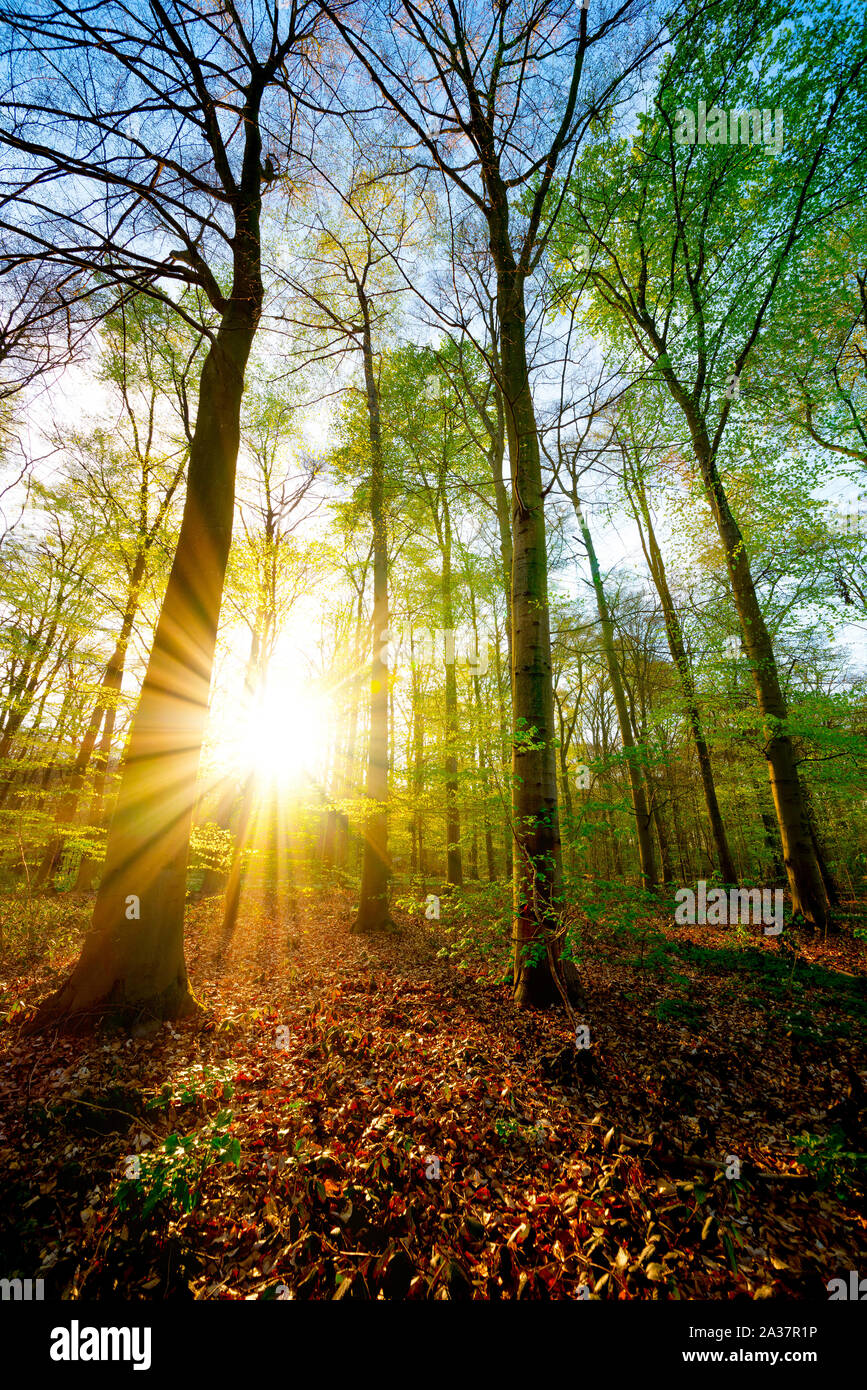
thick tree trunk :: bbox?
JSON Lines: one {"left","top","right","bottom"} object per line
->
{"left": 494, "top": 256, "right": 562, "bottom": 1007}
{"left": 29, "top": 312, "right": 257, "bottom": 1029}
{"left": 352, "top": 294, "right": 392, "bottom": 933}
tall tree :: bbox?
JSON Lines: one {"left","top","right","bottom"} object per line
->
{"left": 0, "top": 0, "right": 321, "bottom": 1026}
{"left": 602, "top": 394, "right": 737, "bottom": 882}
{"left": 550, "top": 0, "right": 867, "bottom": 925}
{"left": 321, "top": 0, "right": 673, "bottom": 1004}
{"left": 285, "top": 162, "right": 420, "bottom": 931}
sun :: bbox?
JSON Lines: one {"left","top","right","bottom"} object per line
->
{"left": 206, "top": 622, "right": 332, "bottom": 788}
{"left": 239, "top": 675, "right": 327, "bottom": 784}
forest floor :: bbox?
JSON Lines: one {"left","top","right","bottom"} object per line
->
{"left": 1, "top": 880, "right": 866, "bottom": 1300}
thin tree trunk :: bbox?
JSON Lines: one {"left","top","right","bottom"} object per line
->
{"left": 336, "top": 584, "right": 365, "bottom": 870}
{"left": 441, "top": 535, "right": 463, "bottom": 887}
{"left": 469, "top": 594, "right": 497, "bottom": 882}
{"left": 648, "top": 770, "right": 674, "bottom": 885}
{"left": 488, "top": 366, "right": 513, "bottom": 679}
{"left": 38, "top": 557, "right": 146, "bottom": 888}
{"left": 801, "top": 781, "right": 839, "bottom": 906}
{"left": 219, "top": 773, "right": 256, "bottom": 949}
{"left": 492, "top": 612, "right": 512, "bottom": 881}
{"left": 623, "top": 456, "right": 737, "bottom": 882}
{"left": 555, "top": 690, "right": 576, "bottom": 874}
{"left": 575, "top": 503, "right": 657, "bottom": 891}
{"left": 412, "top": 659, "right": 425, "bottom": 878}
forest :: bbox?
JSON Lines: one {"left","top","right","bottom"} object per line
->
{"left": 0, "top": 0, "right": 865, "bottom": 1326}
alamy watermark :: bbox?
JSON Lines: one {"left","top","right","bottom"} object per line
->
{"left": 380, "top": 625, "right": 491, "bottom": 676}
{"left": 675, "top": 879, "right": 783, "bottom": 936}
{"left": 828, "top": 504, "right": 867, "bottom": 538}
{"left": 674, "top": 101, "right": 784, "bottom": 155}
{"left": 827, "top": 1270, "right": 867, "bottom": 1299}
{"left": 50, "top": 1322, "right": 151, "bottom": 1371}
{"left": 1, "top": 1276, "right": 44, "bottom": 1300}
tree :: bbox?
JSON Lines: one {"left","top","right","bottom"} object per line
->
{"left": 595, "top": 390, "right": 737, "bottom": 882}
{"left": 0, "top": 0, "right": 322, "bottom": 1026}
{"left": 549, "top": 430, "right": 659, "bottom": 890}
{"left": 321, "top": 0, "right": 674, "bottom": 1004}
{"left": 215, "top": 384, "right": 317, "bottom": 943}
{"left": 550, "top": 0, "right": 867, "bottom": 925}
{"left": 36, "top": 292, "right": 197, "bottom": 890}
{"left": 283, "top": 160, "right": 421, "bottom": 931}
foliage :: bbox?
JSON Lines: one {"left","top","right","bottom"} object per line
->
{"left": 113, "top": 1111, "right": 241, "bottom": 1219}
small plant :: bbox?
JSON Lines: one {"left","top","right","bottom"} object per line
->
{"left": 654, "top": 996, "right": 706, "bottom": 1027}
{"left": 638, "top": 943, "right": 675, "bottom": 978}
{"left": 495, "top": 1116, "right": 520, "bottom": 1144}
{"left": 146, "top": 1063, "right": 235, "bottom": 1110}
{"left": 114, "top": 1111, "right": 241, "bottom": 1218}
{"left": 792, "top": 1126, "right": 867, "bottom": 1196}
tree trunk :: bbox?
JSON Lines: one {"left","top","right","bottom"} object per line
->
{"left": 488, "top": 366, "right": 513, "bottom": 679}
{"left": 0, "top": 612, "right": 63, "bottom": 806}
{"left": 412, "top": 659, "right": 425, "bottom": 878}
{"left": 219, "top": 772, "right": 256, "bottom": 950}
{"left": 624, "top": 470, "right": 737, "bottom": 883}
{"left": 648, "top": 770, "right": 674, "bottom": 885}
{"left": 352, "top": 291, "right": 392, "bottom": 933}
{"left": 492, "top": 611, "right": 512, "bottom": 881}
{"left": 801, "top": 780, "right": 839, "bottom": 906}
{"left": 38, "top": 556, "right": 145, "bottom": 889}
{"left": 471, "top": 669, "right": 496, "bottom": 882}
{"left": 555, "top": 696, "right": 575, "bottom": 873}
{"left": 335, "top": 584, "right": 365, "bottom": 870}
{"left": 701, "top": 447, "right": 828, "bottom": 923}
{"left": 441, "top": 535, "right": 463, "bottom": 887}
{"left": 29, "top": 309, "right": 257, "bottom": 1029}
{"left": 494, "top": 255, "right": 562, "bottom": 1007}
{"left": 575, "top": 503, "right": 657, "bottom": 891}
